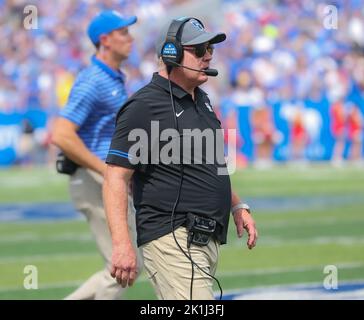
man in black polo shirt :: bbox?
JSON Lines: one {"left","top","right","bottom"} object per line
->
{"left": 103, "top": 17, "right": 258, "bottom": 300}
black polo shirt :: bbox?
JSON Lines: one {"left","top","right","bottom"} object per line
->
{"left": 106, "top": 73, "right": 231, "bottom": 246}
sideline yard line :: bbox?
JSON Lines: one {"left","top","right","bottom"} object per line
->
{"left": 218, "top": 278, "right": 364, "bottom": 298}
{"left": 229, "top": 236, "right": 364, "bottom": 247}
{"left": 0, "top": 276, "right": 150, "bottom": 293}
{"left": 0, "top": 252, "right": 99, "bottom": 264}
{"left": 0, "top": 216, "right": 361, "bottom": 242}
{"left": 1, "top": 262, "right": 363, "bottom": 293}
{"left": 0, "top": 280, "right": 84, "bottom": 293}
{"left": 256, "top": 217, "right": 360, "bottom": 227}
{"left": 2, "top": 236, "right": 364, "bottom": 264}
{"left": 2, "top": 171, "right": 62, "bottom": 184}
{"left": 0, "top": 233, "right": 92, "bottom": 243}
{"left": 5, "top": 234, "right": 364, "bottom": 247}
{"left": 216, "top": 262, "right": 364, "bottom": 278}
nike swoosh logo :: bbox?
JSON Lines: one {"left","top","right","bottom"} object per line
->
{"left": 176, "top": 110, "right": 184, "bottom": 117}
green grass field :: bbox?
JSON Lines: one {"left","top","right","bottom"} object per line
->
{"left": 0, "top": 165, "right": 363, "bottom": 299}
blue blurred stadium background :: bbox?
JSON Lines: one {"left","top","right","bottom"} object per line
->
{"left": 1, "top": 0, "right": 364, "bottom": 300}
{"left": 1, "top": 0, "right": 364, "bottom": 168}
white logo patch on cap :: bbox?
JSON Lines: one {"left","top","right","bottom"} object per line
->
{"left": 112, "top": 10, "right": 123, "bottom": 18}
{"left": 190, "top": 19, "right": 204, "bottom": 31}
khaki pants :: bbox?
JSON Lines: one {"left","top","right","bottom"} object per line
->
{"left": 141, "top": 227, "right": 219, "bottom": 300}
{"left": 65, "top": 168, "right": 142, "bottom": 300}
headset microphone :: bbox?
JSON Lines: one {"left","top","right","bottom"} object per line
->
{"left": 202, "top": 68, "right": 218, "bottom": 77}
{"left": 165, "top": 60, "right": 218, "bottom": 77}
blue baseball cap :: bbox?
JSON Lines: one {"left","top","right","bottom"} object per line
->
{"left": 87, "top": 10, "right": 137, "bottom": 45}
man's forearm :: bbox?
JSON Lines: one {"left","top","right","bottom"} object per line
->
{"left": 231, "top": 190, "right": 242, "bottom": 209}
{"left": 103, "top": 166, "right": 133, "bottom": 246}
{"left": 52, "top": 118, "right": 105, "bottom": 175}
{"left": 57, "top": 133, "right": 105, "bottom": 174}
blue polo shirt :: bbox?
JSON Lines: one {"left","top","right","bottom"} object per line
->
{"left": 60, "top": 55, "right": 128, "bottom": 160}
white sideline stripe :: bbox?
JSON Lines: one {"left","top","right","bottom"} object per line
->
{"left": 1, "top": 235, "right": 364, "bottom": 264}
{"left": 220, "top": 278, "right": 364, "bottom": 294}
{"left": 0, "top": 276, "right": 150, "bottom": 293}
{"left": 1, "top": 218, "right": 362, "bottom": 243}
{"left": 0, "top": 252, "right": 99, "bottom": 264}
{"left": 216, "top": 262, "right": 364, "bottom": 278}
{"left": 217, "top": 278, "right": 364, "bottom": 299}
{"left": 257, "top": 216, "right": 355, "bottom": 227}
{"left": 2, "top": 173, "right": 62, "bottom": 187}
{"left": 0, "top": 217, "right": 343, "bottom": 243}
{"left": 229, "top": 236, "right": 364, "bottom": 247}
{"left": 0, "top": 262, "right": 363, "bottom": 293}
{"left": 0, "top": 233, "right": 92, "bottom": 243}
{"left": 8, "top": 234, "right": 364, "bottom": 246}
{"left": 0, "top": 280, "right": 84, "bottom": 293}
{"left": 4, "top": 179, "right": 62, "bottom": 188}
{"left": 0, "top": 219, "right": 360, "bottom": 244}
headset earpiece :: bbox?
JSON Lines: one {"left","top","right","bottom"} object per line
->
{"left": 161, "top": 37, "right": 183, "bottom": 66}
{"left": 161, "top": 18, "right": 188, "bottom": 66}
{"left": 161, "top": 17, "right": 204, "bottom": 67}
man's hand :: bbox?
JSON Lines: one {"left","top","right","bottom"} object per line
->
{"left": 104, "top": 165, "right": 136, "bottom": 287}
{"left": 233, "top": 209, "right": 258, "bottom": 249}
{"left": 110, "top": 243, "right": 138, "bottom": 287}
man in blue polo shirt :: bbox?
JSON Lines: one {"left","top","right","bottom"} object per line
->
{"left": 52, "top": 10, "right": 141, "bottom": 300}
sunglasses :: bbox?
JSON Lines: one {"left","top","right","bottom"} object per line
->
{"left": 184, "top": 43, "right": 214, "bottom": 58}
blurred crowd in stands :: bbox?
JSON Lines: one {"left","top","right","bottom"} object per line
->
{"left": 1, "top": 0, "right": 364, "bottom": 167}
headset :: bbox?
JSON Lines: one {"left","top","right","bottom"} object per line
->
{"left": 161, "top": 17, "right": 200, "bottom": 68}
{"left": 160, "top": 17, "right": 218, "bottom": 76}
{"left": 161, "top": 17, "right": 223, "bottom": 300}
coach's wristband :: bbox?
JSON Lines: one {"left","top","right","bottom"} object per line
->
{"left": 232, "top": 203, "right": 251, "bottom": 214}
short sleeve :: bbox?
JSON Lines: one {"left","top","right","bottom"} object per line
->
{"left": 106, "top": 99, "right": 150, "bottom": 169}
{"left": 59, "top": 80, "right": 98, "bottom": 127}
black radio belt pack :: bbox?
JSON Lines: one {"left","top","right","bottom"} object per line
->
{"left": 186, "top": 213, "right": 217, "bottom": 247}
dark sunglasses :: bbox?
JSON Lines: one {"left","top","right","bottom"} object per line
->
{"left": 184, "top": 43, "right": 214, "bottom": 58}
